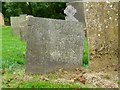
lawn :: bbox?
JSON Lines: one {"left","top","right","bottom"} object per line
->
{"left": 1, "top": 26, "right": 89, "bottom": 88}
{"left": 2, "top": 26, "right": 26, "bottom": 69}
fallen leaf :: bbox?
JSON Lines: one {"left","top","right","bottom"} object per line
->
{"left": 40, "top": 76, "right": 49, "bottom": 81}
{"left": 79, "top": 77, "right": 86, "bottom": 84}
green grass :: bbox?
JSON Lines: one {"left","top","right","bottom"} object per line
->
{"left": 2, "top": 26, "right": 26, "bottom": 69}
{"left": 83, "top": 37, "right": 89, "bottom": 67}
{"left": 19, "top": 81, "right": 89, "bottom": 88}
{"left": 1, "top": 26, "right": 89, "bottom": 88}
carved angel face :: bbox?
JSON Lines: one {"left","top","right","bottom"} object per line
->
{"left": 64, "top": 5, "right": 77, "bottom": 16}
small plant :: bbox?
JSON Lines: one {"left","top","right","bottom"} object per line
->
{"left": 83, "top": 37, "right": 88, "bottom": 67}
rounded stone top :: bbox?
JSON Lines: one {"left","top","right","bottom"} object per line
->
{"left": 64, "top": 5, "right": 77, "bottom": 16}
{"left": 0, "top": 12, "right": 3, "bottom": 15}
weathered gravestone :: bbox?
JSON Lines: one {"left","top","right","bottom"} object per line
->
{"left": 10, "top": 17, "right": 21, "bottom": 36}
{"left": 84, "top": 2, "right": 118, "bottom": 72}
{"left": 26, "top": 17, "right": 85, "bottom": 74}
{"left": 0, "top": 12, "right": 4, "bottom": 26}
{"left": 19, "top": 14, "right": 28, "bottom": 40}
{"left": 11, "top": 15, "right": 33, "bottom": 40}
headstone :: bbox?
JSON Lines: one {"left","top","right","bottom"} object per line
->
{"left": 66, "top": 2, "right": 85, "bottom": 25}
{"left": 19, "top": 15, "right": 33, "bottom": 40}
{"left": 0, "top": 12, "right": 4, "bottom": 26}
{"left": 84, "top": 2, "right": 118, "bottom": 72}
{"left": 64, "top": 4, "right": 78, "bottom": 22}
{"left": 26, "top": 17, "right": 85, "bottom": 74}
{"left": 10, "top": 17, "right": 21, "bottom": 36}
{"left": 19, "top": 14, "right": 28, "bottom": 40}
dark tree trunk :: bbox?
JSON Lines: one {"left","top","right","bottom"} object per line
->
{"left": 28, "top": 2, "right": 33, "bottom": 15}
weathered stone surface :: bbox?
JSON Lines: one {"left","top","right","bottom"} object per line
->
{"left": 84, "top": 2, "right": 118, "bottom": 72}
{"left": 0, "top": 12, "right": 4, "bottom": 26}
{"left": 26, "top": 17, "right": 85, "bottom": 74}
{"left": 19, "top": 15, "right": 28, "bottom": 40}
{"left": 10, "top": 17, "right": 21, "bottom": 36}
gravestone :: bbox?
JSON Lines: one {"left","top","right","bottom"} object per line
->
{"left": 64, "top": 4, "right": 78, "bottom": 22}
{"left": 0, "top": 12, "right": 4, "bottom": 26}
{"left": 10, "top": 17, "right": 21, "bottom": 36}
{"left": 26, "top": 17, "right": 85, "bottom": 74}
{"left": 84, "top": 2, "right": 118, "bottom": 72}
{"left": 19, "top": 14, "right": 28, "bottom": 40}
{"left": 66, "top": 2, "right": 85, "bottom": 25}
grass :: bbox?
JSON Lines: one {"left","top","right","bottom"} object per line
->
{"left": 19, "top": 81, "right": 89, "bottom": 88}
{"left": 83, "top": 36, "right": 89, "bottom": 66}
{"left": 1, "top": 26, "right": 89, "bottom": 88}
{"left": 2, "top": 26, "right": 26, "bottom": 69}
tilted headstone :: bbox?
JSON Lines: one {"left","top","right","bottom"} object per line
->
{"left": 10, "top": 17, "right": 21, "bottom": 36}
{"left": 26, "top": 17, "right": 85, "bottom": 74}
{"left": 84, "top": 2, "right": 118, "bottom": 72}
{"left": 0, "top": 12, "right": 4, "bottom": 26}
